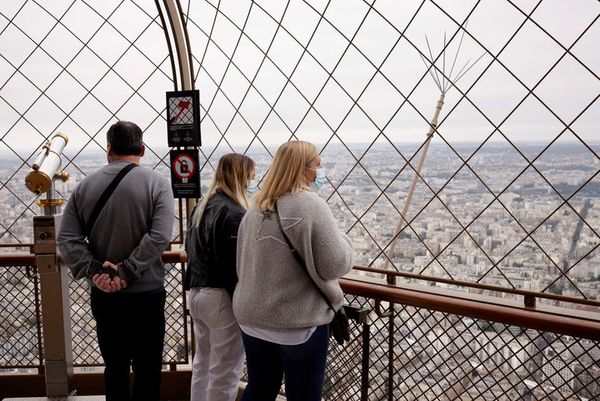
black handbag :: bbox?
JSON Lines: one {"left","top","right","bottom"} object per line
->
{"left": 274, "top": 202, "right": 351, "bottom": 346}
{"left": 329, "top": 305, "right": 351, "bottom": 346}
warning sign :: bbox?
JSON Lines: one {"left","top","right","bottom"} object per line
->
{"left": 170, "top": 149, "right": 201, "bottom": 198}
{"left": 173, "top": 153, "right": 195, "bottom": 180}
{"left": 167, "top": 90, "right": 201, "bottom": 147}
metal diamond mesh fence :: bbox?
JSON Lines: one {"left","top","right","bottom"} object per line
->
{"left": 342, "top": 293, "right": 600, "bottom": 401}
{"left": 0, "top": 0, "right": 178, "bottom": 244}
{"left": 0, "top": 263, "right": 41, "bottom": 369}
{"left": 3, "top": 256, "right": 599, "bottom": 399}
{"left": 181, "top": 0, "right": 600, "bottom": 307}
{"left": 0, "top": 0, "right": 599, "bottom": 349}
{"left": 322, "top": 307, "right": 370, "bottom": 401}
{"left": 69, "top": 261, "right": 187, "bottom": 366}
{"left": 0, "top": 258, "right": 187, "bottom": 371}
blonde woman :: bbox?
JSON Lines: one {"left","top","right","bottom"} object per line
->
{"left": 233, "top": 141, "right": 353, "bottom": 401}
{"left": 185, "top": 153, "right": 255, "bottom": 401}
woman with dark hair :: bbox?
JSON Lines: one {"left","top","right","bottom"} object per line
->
{"left": 185, "top": 153, "right": 256, "bottom": 401}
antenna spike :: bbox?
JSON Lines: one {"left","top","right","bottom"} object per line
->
{"left": 419, "top": 52, "right": 443, "bottom": 92}
{"left": 425, "top": 35, "right": 443, "bottom": 91}
{"left": 447, "top": 20, "right": 469, "bottom": 90}
{"left": 442, "top": 31, "right": 447, "bottom": 91}
{"left": 453, "top": 52, "right": 486, "bottom": 88}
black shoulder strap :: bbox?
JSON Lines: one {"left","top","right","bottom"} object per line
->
{"left": 85, "top": 163, "right": 138, "bottom": 238}
{"left": 274, "top": 201, "right": 335, "bottom": 311}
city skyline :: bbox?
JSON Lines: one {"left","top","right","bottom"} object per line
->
{"left": 2, "top": 141, "right": 599, "bottom": 310}
{"left": 1, "top": 136, "right": 599, "bottom": 157}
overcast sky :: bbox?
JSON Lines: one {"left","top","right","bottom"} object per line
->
{"left": 0, "top": 0, "right": 599, "bottom": 157}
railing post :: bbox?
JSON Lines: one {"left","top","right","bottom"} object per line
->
{"left": 340, "top": 305, "right": 372, "bottom": 401}
{"left": 524, "top": 294, "right": 536, "bottom": 308}
{"left": 33, "top": 215, "right": 73, "bottom": 396}
{"left": 360, "top": 317, "right": 371, "bottom": 401}
{"left": 386, "top": 274, "right": 396, "bottom": 401}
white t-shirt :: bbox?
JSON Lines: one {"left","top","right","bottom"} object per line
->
{"left": 240, "top": 324, "right": 317, "bottom": 346}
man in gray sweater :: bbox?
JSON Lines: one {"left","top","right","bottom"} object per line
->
{"left": 57, "top": 121, "right": 175, "bottom": 401}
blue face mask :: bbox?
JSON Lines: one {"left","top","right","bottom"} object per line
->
{"left": 310, "top": 168, "right": 326, "bottom": 191}
{"left": 246, "top": 179, "right": 259, "bottom": 197}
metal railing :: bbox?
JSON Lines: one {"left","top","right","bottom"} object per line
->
{"left": 1, "top": 251, "right": 599, "bottom": 400}
{"left": 0, "top": 251, "right": 188, "bottom": 372}
{"left": 0, "top": 254, "right": 42, "bottom": 370}
{"left": 341, "top": 275, "right": 600, "bottom": 401}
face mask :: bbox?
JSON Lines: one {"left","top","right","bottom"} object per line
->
{"left": 246, "top": 179, "right": 259, "bottom": 197}
{"left": 310, "top": 168, "right": 326, "bottom": 191}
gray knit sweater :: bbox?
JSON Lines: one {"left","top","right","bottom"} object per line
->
{"left": 57, "top": 160, "right": 175, "bottom": 293}
{"left": 232, "top": 190, "right": 353, "bottom": 329}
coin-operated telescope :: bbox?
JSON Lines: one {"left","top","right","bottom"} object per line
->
{"left": 25, "top": 132, "right": 70, "bottom": 215}
{"left": 25, "top": 132, "right": 73, "bottom": 397}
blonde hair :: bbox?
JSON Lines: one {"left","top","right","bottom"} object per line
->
{"left": 192, "top": 153, "right": 255, "bottom": 227}
{"left": 253, "top": 141, "right": 318, "bottom": 211}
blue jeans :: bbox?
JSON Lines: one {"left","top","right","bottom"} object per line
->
{"left": 240, "top": 324, "right": 329, "bottom": 401}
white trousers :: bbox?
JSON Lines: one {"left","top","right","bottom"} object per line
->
{"left": 188, "top": 287, "right": 245, "bottom": 401}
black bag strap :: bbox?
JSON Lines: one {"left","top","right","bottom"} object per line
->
{"left": 273, "top": 201, "right": 335, "bottom": 312}
{"left": 85, "top": 163, "right": 138, "bottom": 238}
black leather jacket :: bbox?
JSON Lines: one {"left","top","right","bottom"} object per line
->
{"left": 184, "top": 191, "right": 245, "bottom": 297}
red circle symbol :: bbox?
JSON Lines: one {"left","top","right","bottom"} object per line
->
{"left": 172, "top": 154, "right": 195, "bottom": 179}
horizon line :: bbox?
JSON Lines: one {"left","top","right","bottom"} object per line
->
{"left": 1, "top": 140, "right": 598, "bottom": 158}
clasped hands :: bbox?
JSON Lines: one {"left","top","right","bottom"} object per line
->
{"left": 92, "top": 261, "right": 127, "bottom": 293}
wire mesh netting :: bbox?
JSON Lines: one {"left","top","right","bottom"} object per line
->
{"left": 0, "top": 0, "right": 178, "bottom": 244}
{"left": 1, "top": 260, "right": 186, "bottom": 370}
{"left": 0, "top": 263, "right": 41, "bottom": 369}
{"left": 2, "top": 0, "right": 600, "bottom": 306}
{"left": 342, "top": 294, "right": 600, "bottom": 401}
{"left": 181, "top": 0, "right": 600, "bottom": 307}
{"left": 3, "top": 257, "right": 599, "bottom": 399}
{"left": 69, "top": 261, "right": 187, "bottom": 366}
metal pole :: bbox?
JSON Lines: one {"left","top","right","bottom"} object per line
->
{"left": 360, "top": 319, "right": 371, "bottom": 401}
{"left": 387, "top": 274, "right": 396, "bottom": 401}
{"left": 159, "top": 0, "right": 197, "bottom": 385}
{"left": 34, "top": 201, "right": 73, "bottom": 396}
{"left": 161, "top": 0, "right": 197, "bottom": 222}
{"left": 387, "top": 302, "right": 394, "bottom": 401}
{"left": 162, "top": 0, "right": 193, "bottom": 91}
{"left": 384, "top": 93, "right": 445, "bottom": 269}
